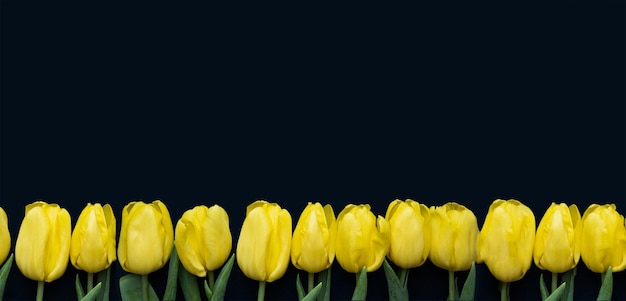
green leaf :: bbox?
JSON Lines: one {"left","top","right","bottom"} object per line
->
{"left": 301, "top": 283, "right": 323, "bottom": 301}
{"left": 211, "top": 253, "right": 235, "bottom": 301}
{"left": 459, "top": 262, "right": 476, "bottom": 301}
{"left": 76, "top": 274, "right": 86, "bottom": 301}
{"left": 178, "top": 265, "right": 201, "bottom": 301}
{"left": 539, "top": 273, "right": 549, "bottom": 301}
{"left": 382, "top": 259, "right": 408, "bottom": 301}
{"left": 0, "top": 253, "right": 13, "bottom": 301}
{"left": 544, "top": 282, "right": 566, "bottom": 301}
{"left": 597, "top": 266, "right": 612, "bottom": 301}
{"left": 96, "top": 266, "right": 111, "bottom": 301}
{"left": 352, "top": 267, "right": 367, "bottom": 301}
{"left": 317, "top": 267, "right": 331, "bottom": 301}
{"left": 163, "top": 247, "right": 179, "bottom": 301}
{"left": 296, "top": 274, "right": 306, "bottom": 301}
{"left": 80, "top": 282, "right": 103, "bottom": 301}
{"left": 204, "top": 280, "right": 213, "bottom": 301}
{"left": 560, "top": 267, "right": 576, "bottom": 301}
{"left": 118, "top": 274, "right": 159, "bottom": 301}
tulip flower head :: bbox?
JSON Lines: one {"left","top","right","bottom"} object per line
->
{"left": 533, "top": 202, "right": 580, "bottom": 273}
{"left": 386, "top": 199, "right": 430, "bottom": 269}
{"left": 578, "top": 204, "right": 626, "bottom": 273}
{"left": 477, "top": 199, "right": 536, "bottom": 283}
{"left": 70, "top": 203, "right": 117, "bottom": 273}
{"left": 291, "top": 202, "right": 336, "bottom": 273}
{"left": 333, "top": 204, "right": 390, "bottom": 273}
{"left": 15, "top": 201, "right": 71, "bottom": 282}
{"left": 175, "top": 204, "right": 232, "bottom": 277}
{"left": 118, "top": 200, "right": 174, "bottom": 275}
{"left": 428, "top": 202, "right": 478, "bottom": 272}
{"left": 0, "top": 207, "right": 9, "bottom": 265}
{"left": 236, "top": 200, "right": 292, "bottom": 282}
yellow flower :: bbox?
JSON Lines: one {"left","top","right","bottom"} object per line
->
{"left": 333, "top": 204, "right": 390, "bottom": 273}
{"left": 236, "top": 200, "right": 292, "bottom": 282}
{"left": 429, "top": 202, "right": 478, "bottom": 272}
{"left": 533, "top": 202, "right": 580, "bottom": 273}
{"left": 477, "top": 199, "right": 536, "bottom": 283}
{"left": 386, "top": 199, "right": 430, "bottom": 269}
{"left": 118, "top": 200, "right": 173, "bottom": 275}
{"left": 15, "top": 201, "right": 71, "bottom": 282}
{"left": 70, "top": 203, "right": 117, "bottom": 273}
{"left": 291, "top": 202, "right": 336, "bottom": 273}
{"left": 175, "top": 205, "right": 232, "bottom": 277}
{"left": 0, "top": 207, "right": 10, "bottom": 265}
{"left": 578, "top": 204, "right": 626, "bottom": 273}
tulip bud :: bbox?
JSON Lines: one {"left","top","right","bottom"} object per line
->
{"left": 236, "top": 200, "right": 292, "bottom": 282}
{"left": 118, "top": 200, "right": 174, "bottom": 275}
{"left": 70, "top": 203, "right": 117, "bottom": 273}
{"left": 291, "top": 202, "right": 336, "bottom": 273}
{"left": 0, "top": 207, "right": 10, "bottom": 265}
{"left": 333, "top": 204, "right": 390, "bottom": 273}
{"left": 428, "top": 202, "right": 478, "bottom": 272}
{"left": 386, "top": 199, "right": 430, "bottom": 269}
{"left": 578, "top": 204, "right": 626, "bottom": 273}
{"left": 533, "top": 202, "right": 580, "bottom": 273}
{"left": 15, "top": 201, "right": 71, "bottom": 282}
{"left": 175, "top": 205, "right": 232, "bottom": 277}
{"left": 477, "top": 199, "right": 536, "bottom": 283}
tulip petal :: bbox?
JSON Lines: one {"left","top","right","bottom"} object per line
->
{"left": 103, "top": 204, "right": 117, "bottom": 263}
{"left": 266, "top": 208, "right": 292, "bottom": 282}
{"left": 70, "top": 204, "right": 109, "bottom": 273}
{"left": 300, "top": 207, "right": 328, "bottom": 272}
{"left": 368, "top": 215, "right": 390, "bottom": 272}
{"left": 154, "top": 200, "right": 174, "bottom": 263}
{"left": 44, "top": 206, "right": 71, "bottom": 282}
{"left": 122, "top": 203, "right": 166, "bottom": 274}
{"left": 16, "top": 206, "right": 49, "bottom": 281}
{"left": 237, "top": 205, "right": 271, "bottom": 281}
{"left": 0, "top": 207, "right": 11, "bottom": 265}
{"left": 175, "top": 218, "right": 206, "bottom": 277}
{"left": 202, "top": 205, "right": 232, "bottom": 271}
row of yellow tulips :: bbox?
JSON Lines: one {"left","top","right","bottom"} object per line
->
{"left": 0, "top": 199, "right": 624, "bottom": 299}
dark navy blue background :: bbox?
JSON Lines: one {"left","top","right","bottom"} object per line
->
{"left": 1, "top": 2, "right": 624, "bottom": 300}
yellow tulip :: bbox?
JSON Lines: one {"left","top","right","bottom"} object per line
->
{"left": 15, "top": 201, "right": 71, "bottom": 282}
{"left": 175, "top": 205, "right": 232, "bottom": 277}
{"left": 533, "top": 202, "right": 580, "bottom": 273}
{"left": 578, "top": 204, "right": 626, "bottom": 273}
{"left": 428, "top": 202, "right": 478, "bottom": 272}
{"left": 236, "top": 200, "right": 292, "bottom": 282}
{"left": 118, "top": 200, "right": 174, "bottom": 275}
{"left": 477, "top": 199, "right": 536, "bottom": 283}
{"left": 333, "top": 204, "right": 390, "bottom": 273}
{"left": 386, "top": 199, "right": 430, "bottom": 269}
{"left": 70, "top": 203, "right": 117, "bottom": 273}
{"left": 291, "top": 202, "right": 336, "bottom": 273}
{"left": 0, "top": 207, "right": 10, "bottom": 265}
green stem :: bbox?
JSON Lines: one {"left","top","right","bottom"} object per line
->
{"left": 398, "top": 268, "right": 408, "bottom": 287}
{"left": 36, "top": 281, "right": 44, "bottom": 301}
{"left": 551, "top": 272, "right": 557, "bottom": 293}
{"left": 308, "top": 272, "right": 314, "bottom": 293}
{"left": 600, "top": 271, "right": 605, "bottom": 284}
{"left": 208, "top": 270, "right": 215, "bottom": 290}
{"left": 500, "top": 282, "right": 509, "bottom": 301}
{"left": 87, "top": 272, "right": 94, "bottom": 292}
{"left": 257, "top": 281, "right": 266, "bottom": 301}
{"left": 448, "top": 270, "right": 455, "bottom": 301}
{"left": 141, "top": 274, "right": 149, "bottom": 301}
